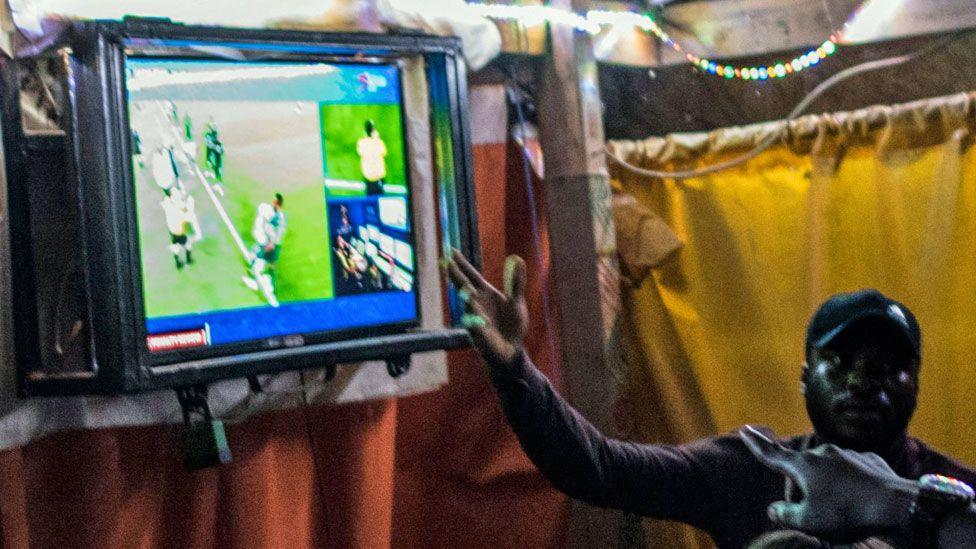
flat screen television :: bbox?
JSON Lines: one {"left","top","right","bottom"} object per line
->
{"left": 4, "top": 21, "right": 479, "bottom": 396}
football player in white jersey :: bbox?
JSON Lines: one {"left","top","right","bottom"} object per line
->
{"left": 242, "top": 193, "right": 286, "bottom": 306}
{"left": 357, "top": 120, "right": 388, "bottom": 195}
{"left": 159, "top": 188, "right": 196, "bottom": 270}
{"left": 151, "top": 138, "right": 183, "bottom": 195}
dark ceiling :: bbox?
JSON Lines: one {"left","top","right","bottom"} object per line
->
{"left": 599, "top": 29, "right": 976, "bottom": 138}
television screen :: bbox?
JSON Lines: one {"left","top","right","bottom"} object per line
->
{"left": 125, "top": 58, "right": 419, "bottom": 355}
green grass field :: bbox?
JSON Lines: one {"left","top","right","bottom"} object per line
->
{"left": 320, "top": 103, "right": 407, "bottom": 198}
{"left": 222, "top": 166, "right": 333, "bottom": 304}
{"left": 134, "top": 99, "right": 334, "bottom": 319}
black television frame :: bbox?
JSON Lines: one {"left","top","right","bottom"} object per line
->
{"left": 4, "top": 20, "right": 479, "bottom": 396}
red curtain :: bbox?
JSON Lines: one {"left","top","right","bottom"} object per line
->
{"left": 391, "top": 137, "right": 566, "bottom": 548}
{"left": 0, "top": 122, "right": 568, "bottom": 548}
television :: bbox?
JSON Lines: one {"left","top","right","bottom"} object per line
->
{"left": 4, "top": 20, "right": 479, "bottom": 396}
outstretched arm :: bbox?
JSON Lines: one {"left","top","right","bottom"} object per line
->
{"left": 446, "top": 250, "right": 720, "bottom": 523}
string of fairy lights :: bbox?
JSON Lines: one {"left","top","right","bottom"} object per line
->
{"left": 467, "top": 1, "right": 871, "bottom": 81}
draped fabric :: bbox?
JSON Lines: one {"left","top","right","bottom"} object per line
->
{"left": 609, "top": 92, "right": 976, "bottom": 548}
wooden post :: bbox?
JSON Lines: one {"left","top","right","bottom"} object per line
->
{"left": 536, "top": 2, "right": 624, "bottom": 547}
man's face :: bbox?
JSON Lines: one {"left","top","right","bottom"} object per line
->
{"left": 803, "top": 320, "right": 919, "bottom": 453}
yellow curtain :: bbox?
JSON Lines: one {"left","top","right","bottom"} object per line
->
{"left": 609, "top": 92, "right": 976, "bottom": 548}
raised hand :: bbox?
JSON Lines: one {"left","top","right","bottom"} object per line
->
{"left": 446, "top": 249, "right": 529, "bottom": 367}
{"left": 739, "top": 425, "right": 916, "bottom": 543}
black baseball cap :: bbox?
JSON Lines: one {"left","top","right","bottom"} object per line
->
{"left": 806, "top": 289, "right": 921, "bottom": 358}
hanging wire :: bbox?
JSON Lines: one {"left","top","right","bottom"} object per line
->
{"left": 505, "top": 82, "right": 560, "bottom": 370}
{"left": 605, "top": 33, "right": 967, "bottom": 180}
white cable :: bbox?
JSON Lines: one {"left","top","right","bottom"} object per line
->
{"left": 606, "top": 35, "right": 962, "bottom": 180}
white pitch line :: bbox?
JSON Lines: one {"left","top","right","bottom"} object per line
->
{"left": 151, "top": 102, "right": 280, "bottom": 307}
{"left": 152, "top": 102, "right": 251, "bottom": 262}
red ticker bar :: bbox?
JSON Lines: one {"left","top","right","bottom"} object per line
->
{"left": 147, "top": 327, "right": 210, "bottom": 352}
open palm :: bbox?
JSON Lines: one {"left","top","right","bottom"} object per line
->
{"left": 446, "top": 250, "right": 529, "bottom": 366}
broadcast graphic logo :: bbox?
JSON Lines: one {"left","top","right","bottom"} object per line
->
{"left": 358, "top": 72, "right": 389, "bottom": 93}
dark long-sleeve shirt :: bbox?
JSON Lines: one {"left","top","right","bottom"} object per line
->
{"left": 491, "top": 351, "right": 976, "bottom": 548}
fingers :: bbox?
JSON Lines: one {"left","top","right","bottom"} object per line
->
{"left": 458, "top": 290, "right": 493, "bottom": 341}
{"left": 461, "top": 295, "right": 489, "bottom": 328}
{"left": 768, "top": 501, "right": 806, "bottom": 530}
{"left": 461, "top": 313, "right": 487, "bottom": 329}
{"left": 458, "top": 297, "right": 513, "bottom": 365}
{"left": 740, "top": 426, "right": 798, "bottom": 469}
{"left": 808, "top": 443, "right": 844, "bottom": 457}
{"left": 859, "top": 451, "right": 896, "bottom": 475}
{"left": 452, "top": 249, "right": 488, "bottom": 291}
{"left": 838, "top": 448, "right": 894, "bottom": 475}
{"left": 446, "top": 256, "right": 476, "bottom": 295}
{"left": 740, "top": 426, "right": 806, "bottom": 491}
{"left": 503, "top": 255, "right": 527, "bottom": 302}
{"left": 446, "top": 254, "right": 494, "bottom": 341}
{"left": 808, "top": 445, "right": 896, "bottom": 478}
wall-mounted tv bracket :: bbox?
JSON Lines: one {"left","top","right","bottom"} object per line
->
{"left": 324, "top": 364, "right": 337, "bottom": 382}
{"left": 175, "top": 384, "right": 232, "bottom": 470}
{"left": 385, "top": 355, "right": 411, "bottom": 378}
{"left": 246, "top": 375, "right": 263, "bottom": 394}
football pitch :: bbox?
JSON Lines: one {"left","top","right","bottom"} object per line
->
{"left": 132, "top": 100, "right": 334, "bottom": 320}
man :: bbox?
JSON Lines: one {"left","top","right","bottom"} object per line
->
{"left": 183, "top": 112, "right": 193, "bottom": 142}
{"left": 160, "top": 188, "right": 194, "bottom": 270}
{"left": 151, "top": 142, "right": 182, "bottom": 195}
{"left": 243, "top": 193, "right": 286, "bottom": 306}
{"left": 356, "top": 120, "right": 387, "bottom": 195}
{"left": 204, "top": 121, "right": 225, "bottom": 193}
{"left": 132, "top": 130, "right": 144, "bottom": 170}
{"left": 334, "top": 238, "right": 369, "bottom": 293}
{"left": 331, "top": 205, "right": 366, "bottom": 292}
{"left": 445, "top": 250, "right": 976, "bottom": 548}
{"left": 334, "top": 205, "right": 355, "bottom": 242}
